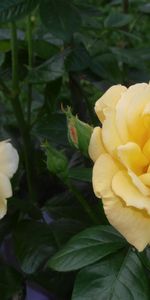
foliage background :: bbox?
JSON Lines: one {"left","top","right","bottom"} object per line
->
{"left": 0, "top": 0, "right": 150, "bottom": 299}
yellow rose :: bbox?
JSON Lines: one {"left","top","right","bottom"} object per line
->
{"left": 89, "top": 83, "right": 150, "bottom": 251}
{"left": 0, "top": 140, "right": 19, "bottom": 218}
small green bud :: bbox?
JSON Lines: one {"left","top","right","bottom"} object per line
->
{"left": 43, "top": 142, "right": 68, "bottom": 182}
{"left": 65, "top": 107, "right": 93, "bottom": 157}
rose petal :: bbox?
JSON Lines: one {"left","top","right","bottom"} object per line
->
{"left": 142, "top": 102, "right": 150, "bottom": 130}
{"left": 112, "top": 170, "right": 150, "bottom": 215}
{"left": 116, "top": 83, "right": 148, "bottom": 143}
{"left": 0, "top": 141, "right": 19, "bottom": 178}
{"left": 88, "top": 127, "right": 105, "bottom": 162}
{"left": 127, "top": 83, "right": 150, "bottom": 146}
{"left": 95, "top": 85, "right": 126, "bottom": 123}
{"left": 143, "top": 138, "right": 150, "bottom": 161}
{"left": 128, "top": 170, "right": 150, "bottom": 196}
{"left": 102, "top": 111, "right": 123, "bottom": 156}
{"left": 103, "top": 196, "right": 150, "bottom": 251}
{"left": 0, "top": 199, "right": 7, "bottom": 219}
{"left": 93, "top": 153, "right": 119, "bottom": 198}
{"left": 117, "top": 142, "right": 148, "bottom": 175}
{"left": 139, "top": 173, "right": 150, "bottom": 187}
{"left": 0, "top": 173, "right": 12, "bottom": 199}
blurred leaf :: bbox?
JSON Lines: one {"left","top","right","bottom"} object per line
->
{"left": 33, "top": 40, "right": 59, "bottom": 60}
{"left": 118, "top": 30, "right": 142, "bottom": 42}
{"left": 0, "top": 28, "right": 12, "bottom": 39}
{"left": 0, "top": 52, "right": 5, "bottom": 65}
{"left": 32, "top": 269, "right": 75, "bottom": 298}
{"left": 8, "top": 198, "right": 43, "bottom": 220}
{"left": 43, "top": 32, "right": 63, "bottom": 47}
{"left": 68, "top": 73, "right": 89, "bottom": 122}
{"left": 0, "top": 264, "right": 22, "bottom": 300}
{"left": 43, "top": 192, "right": 92, "bottom": 223}
{"left": 72, "top": 250, "right": 150, "bottom": 300}
{"left": 33, "top": 112, "right": 68, "bottom": 147}
{"left": 0, "top": 0, "right": 38, "bottom": 23}
{"left": 110, "top": 0, "right": 123, "bottom": 5}
{"left": 13, "top": 220, "right": 57, "bottom": 274}
{"left": 91, "top": 53, "right": 122, "bottom": 82}
{"left": 0, "top": 217, "right": 11, "bottom": 243}
{"left": 40, "top": 0, "right": 81, "bottom": 41}
{"left": 49, "top": 225, "right": 127, "bottom": 271}
{"left": 127, "top": 68, "right": 150, "bottom": 82}
{"left": 139, "top": 4, "right": 150, "bottom": 14}
{"left": 76, "top": 3, "right": 102, "bottom": 17}
{"left": 0, "top": 28, "right": 24, "bottom": 51}
{"left": 111, "top": 47, "right": 150, "bottom": 68}
{"left": 0, "top": 40, "right": 10, "bottom": 52}
{"left": 69, "top": 167, "right": 92, "bottom": 182}
{"left": 65, "top": 44, "right": 90, "bottom": 72}
{"left": 44, "top": 77, "right": 62, "bottom": 113}
{"left": 105, "top": 12, "right": 133, "bottom": 28}
{"left": 28, "top": 52, "right": 67, "bottom": 83}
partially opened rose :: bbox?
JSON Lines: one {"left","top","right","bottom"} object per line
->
{"left": 0, "top": 140, "right": 19, "bottom": 218}
{"left": 89, "top": 83, "right": 150, "bottom": 251}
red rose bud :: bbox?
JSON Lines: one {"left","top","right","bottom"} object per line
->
{"left": 68, "top": 123, "right": 78, "bottom": 147}
{"left": 43, "top": 142, "right": 68, "bottom": 182}
{"left": 65, "top": 107, "right": 93, "bottom": 157}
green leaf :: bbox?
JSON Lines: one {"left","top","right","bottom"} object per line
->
{"left": 72, "top": 250, "right": 150, "bottom": 300}
{"left": 0, "top": 264, "right": 22, "bottom": 300}
{"left": 138, "top": 246, "right": 150, "bottom": 271}
{"left": 13, "top": 220, "right": 57, "bottom": 274}
{"left": 49, "top": 225, "right": 127, "bottom": 271}
{"left": 0, "top": 40, "right": 10, "bottom": 52}
{"left": 110, "top": 47, "right": 150, "bottom": 68}
{"left": 50, "top": 218, "right": 86, "bottom": 246}
{"left": 28, "top": 52, "right": 66, "bottom": 83}
{"left": 91, "top": 53, "right": 122, "bottom": 82}
{"left": 69, "top": 167, "right": 92, "bottom": 182}
{"left": 44, "top": 77, "right": 62, "bottom": 113}
{"left": 33, "top": 40, "right": 59, "bottom": 60}
{"left": 33, "top": 113, "right": 68, "bottom": 147}
{"left": 105, "top": 12, "right": 133, "bottom": 28}
{"left": 139, "top": 4, "right": 150, "bottom": 14}
{"left": 0, "top": 52, "right": 5, "bottom": 65}
{"left": 40, "top": 0, "right": 81, "bottom": 41}
{"left": 0, "top": 0, "right": 38, "bottom": 23}
{"left": 43, "top": 192, "right": 92, "bottom": 223}
{"left": 65, "top": 44, "right": 90, "bottom": 72}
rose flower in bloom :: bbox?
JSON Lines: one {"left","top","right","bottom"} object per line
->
{"left": 89, "top": 83, "right": 150, "bottom": 251}
{"left": 0, "top": 140, "right": 19, "bottom": 218}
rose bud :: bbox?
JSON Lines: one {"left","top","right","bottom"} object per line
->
{"left": 66, "top": 107, "right": 93, "bottom": 157}
{"left": 44, "top": 142, "right": 68, "bottom": 182}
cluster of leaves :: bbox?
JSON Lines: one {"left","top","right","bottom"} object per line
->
{"left": 0, "top": 0, "right": 150, "bottom": 299}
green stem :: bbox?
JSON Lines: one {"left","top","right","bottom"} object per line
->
{"left": 11, "top": 22, "right": 19, "bottom": 94}
{"left": 27, "top": 15, "right": 33, "bottom": 124}
{"left": 11, "top": 22, "right": 35, "bottom": 203}
{"left": 68, "top": 182, "right": 100, "bottom": 225}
